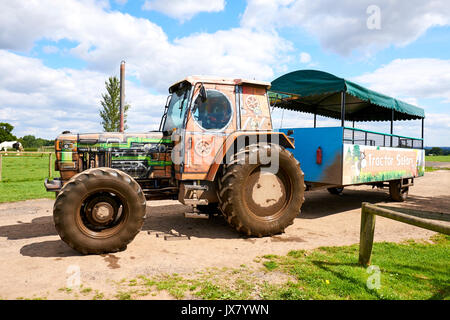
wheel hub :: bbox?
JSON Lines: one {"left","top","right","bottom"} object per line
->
{"left": 244, "top": 169, "right": 289, "bottom": 219}
{"left": 91, "top": 202, "right": 115, "bottom": 224}
{"left": 251, "top": 172, "right": 285, "bottom": 208}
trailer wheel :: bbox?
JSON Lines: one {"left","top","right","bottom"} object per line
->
{"left": 389, "top": 180, "right": 409, "bottom": 202}
{"left": 53, "top": 168, "right": 146, "bottom": 254}
{"left": 218, "top": 144, "right": 305, "bottom": 237}
{"left": 327, "top": 187, "right": 344, "bottom": 195}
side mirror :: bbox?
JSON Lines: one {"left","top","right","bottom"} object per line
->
{"left": 199, "top": 84, "right": 207, "bottom": 103}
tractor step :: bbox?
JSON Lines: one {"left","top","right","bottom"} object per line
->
{"left": 183, "top": 184, "right": 209, "bottom": 191}
{"left": 183, "top": 199, "right": 208, "bottom": 206}
{"left": 44, "top": 178, "right": 62, "bottom": 192}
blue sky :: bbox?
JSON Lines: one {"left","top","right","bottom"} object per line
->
{"left": 0, "top": 0, "right": 449, "bottom": 146}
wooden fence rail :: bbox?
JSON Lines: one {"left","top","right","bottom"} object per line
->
{"left": 359, "top": 202, "right": 450, "bottom": 267}
{"left": 0, "top": 151, "right": 53, "bottom": 182}
{"left": 0, "top": 151, "right": 52, "bottom": 155}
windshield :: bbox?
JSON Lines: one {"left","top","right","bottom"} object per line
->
{"left": 162, "top": 85, "right": 191, "bottom": 132}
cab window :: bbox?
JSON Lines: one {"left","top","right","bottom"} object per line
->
{"left": 193, "top": 90, "right": 232, "bottom": 131}
{"left": 163, "top": 84, "right": 191, "bottom": 131}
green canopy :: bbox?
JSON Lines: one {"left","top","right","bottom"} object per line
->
{"left": 269, "top": 70, "right": 425, "bottom": 121}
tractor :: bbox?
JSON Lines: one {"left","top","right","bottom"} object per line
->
{"left": 46, "top": 76, "right": 304, "bottom": 254}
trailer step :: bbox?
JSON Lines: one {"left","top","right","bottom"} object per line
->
{"left": 401, "top": 178, "right": 414, "bottom": 187}
{"left": 184, "top": 212, "right": 209, "bottom": 219}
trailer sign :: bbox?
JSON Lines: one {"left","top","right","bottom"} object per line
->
{"left": 342, "top": 144, "right": 425, "bottom": 185}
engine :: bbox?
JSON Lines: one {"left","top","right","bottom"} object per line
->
{"left": 47, "top": 131, "right": 175, "bottom": 198}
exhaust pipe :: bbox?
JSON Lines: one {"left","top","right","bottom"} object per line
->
{"left": 119, "top": 60, "right": 125, "bottom": 132}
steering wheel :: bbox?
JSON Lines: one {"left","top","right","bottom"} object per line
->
{"left": 207, "top": 115, "right": 217, "bottom": 122}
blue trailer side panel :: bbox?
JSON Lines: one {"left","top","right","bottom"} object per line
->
{"left": 279, "top": 127, "right": 343, "bottom": 185}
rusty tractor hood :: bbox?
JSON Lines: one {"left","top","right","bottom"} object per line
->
{"left": 54, "top": 131, "right": 173, "bottom": 180}
{"left": 56, "top": 131, "right": 171, "bottom": 150}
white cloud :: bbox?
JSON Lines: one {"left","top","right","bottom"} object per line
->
{"left": 142, "top": 0, "right": 225, "bottom": 22}
{"left": 0, "top": 0, "right": 294, "bottom": 140}
{"left": 299, "top": 52, "right": 311, "bottom": 64}
{"left": 138, "top": 28, "right": 292, "bottom": 90}
{"left": 353, "top": 59, "right": 450, "bottom": 103}
{"left": 2, "top": 0, "right": 447, "bottom": 146}
{"left": 352, "top": 59, "right": 450, "bottom": 146}
{"left": 241, "top": 0, "right": 450, "bottom": 56}
{"left": 0, "top": 50, "right": 166, "bottom": 139}
{"left": 0, "top": 0, "right": 291, "bottom": 92}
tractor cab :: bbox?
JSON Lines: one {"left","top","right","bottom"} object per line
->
{"left": 160, "top": 76, "right": 275, "bottom": 181}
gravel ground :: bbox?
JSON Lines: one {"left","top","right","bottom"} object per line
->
{"left": 0, "top": 171, "right": 448, "bottom": 299}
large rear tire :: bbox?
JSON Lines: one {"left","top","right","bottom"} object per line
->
{"left": 53, "top": 168, "right": 146, "bottom": 254}
{"left": 218, "top": 144, "right": 305, "bottom": 237}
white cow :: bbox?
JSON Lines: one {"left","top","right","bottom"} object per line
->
{"left": 0, "top": 141, "right": 24, "bottom": 152}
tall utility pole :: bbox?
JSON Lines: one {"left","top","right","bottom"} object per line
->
{"left": 119, "top": 61, "right": 125, "bottom": 133}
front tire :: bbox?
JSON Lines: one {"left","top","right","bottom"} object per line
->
{"left": 218, "top": 144, "right": 305, "bottom": 237}
{"left": 53, "top": 168, "right": 146, "bottom": 254}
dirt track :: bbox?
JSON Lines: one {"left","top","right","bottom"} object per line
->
{"left": 0, "top": 171, "right": 449, "bottom": 299}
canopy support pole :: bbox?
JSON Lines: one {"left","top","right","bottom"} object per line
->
{"left": 314, "top": 114, "right": 317, "bottom": 128}
{"left": 341, "top": 91, "right": 346, "bottom": 127}
{"left": 390, "top": 109, "right": 394, "bottom": 147}
{"left": 421, "top": 118, "right": 424, "bottom": 148}
{"left": 352, "top": 121, "right": 355, "bottom": 144}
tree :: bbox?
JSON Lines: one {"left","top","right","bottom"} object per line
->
{"left": 429, "top": 147, "right": 443, "bottom": 156}
{"left": 18, "top": 135, "right": 53, "bottom": 148}
{"left": 0, "top": 122, "right": 17, "bottom": 142}
{"left": 99, "top": 76, "right": 130, "bottom": 132}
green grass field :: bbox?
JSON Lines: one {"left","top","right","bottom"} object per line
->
{"left": 2, "top": 154, "right": 448, "bottom": 300}
{"left": 0, "top": 154, "right": 58, "bottom": 203}
{"left": 426, "top": 155, "right": 450, "bottom": 162}
{"left": 259, "top": 235, "right": 450, "bottom": 300}
{"left": 59, "top": 235, "right": 448, "bottom": 300}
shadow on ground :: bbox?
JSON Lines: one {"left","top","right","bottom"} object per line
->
{"left": 299, "top": 188, "right": 391, "bottom": 219}
{"left": 20, "top": 240, "right": 81, "bottom": 257}
{"left": 11, "top": 188, "right": 449, "bottom": 258}
{"left": 0, "top": 216, "right": 57, "bottom": 240}
{"left": 140, "top": 188, "right": 393, "bottom": 238}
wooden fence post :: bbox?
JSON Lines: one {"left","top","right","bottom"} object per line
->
{"left": 359, "top": 202, "right": 376, "bottom": 267}
{"left": 48, "top": 153, "right": 52, "bottom": 178}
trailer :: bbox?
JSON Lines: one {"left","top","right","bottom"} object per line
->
{"left": 270, "top": 70, "right": 425, "bottom": 201}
